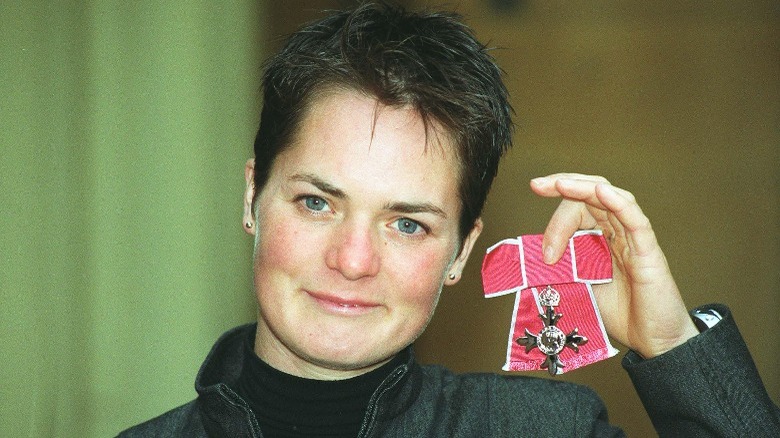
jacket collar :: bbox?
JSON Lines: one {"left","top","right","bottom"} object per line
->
{"left": 193, "top": 323, "right": 423, "bottom": 436}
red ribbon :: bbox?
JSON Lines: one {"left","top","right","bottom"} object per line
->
{"left": 481, "top": 230, "right": 618, "bottom": 374}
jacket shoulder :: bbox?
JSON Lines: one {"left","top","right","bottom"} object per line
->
{"left": 116, "top": 400, "right": 204, "bottom": 437}
{"left": 424, "top": 364, "right": 600, "bottom": 403}
{"left": 417, "top": 365, "right": 621, "bottom": 436}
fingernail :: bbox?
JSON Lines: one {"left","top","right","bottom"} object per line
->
{"left": 543, "top": 245, "right": 555, "bottom": 264}
{"left": 531, "top": 177, "right": 550, "bottom": 186}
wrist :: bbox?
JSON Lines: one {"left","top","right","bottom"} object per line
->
{"left": 638, "top": 319, "right": 699, "bottom": 359}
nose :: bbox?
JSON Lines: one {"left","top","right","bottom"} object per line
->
{"left": 325, "top": 220, "right": 381, "bottom": 280}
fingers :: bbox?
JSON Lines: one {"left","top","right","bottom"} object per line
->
{"left": 593, "top": 183, "right": 657, "bottom": 257}
{"left": 531, "top": 174, "right": 657, "bottom": 260}
{"left": 530, "top": 173, "right": 610, "bottom": 198}
{"left": 542, "top": 200, "right": 597, "bottom": 263}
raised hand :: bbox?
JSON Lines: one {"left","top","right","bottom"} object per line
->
{"left": 530, "top": 173, "right": 699, "bottom": 359}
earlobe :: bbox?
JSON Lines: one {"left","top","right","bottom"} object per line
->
{"left": 445, "top": 218, "right": 483, "bottom": 286}
{"left": 243, "top": 159, "right": 256, "bottom": 235}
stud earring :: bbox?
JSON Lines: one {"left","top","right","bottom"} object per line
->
{"left": 245, "top": 221, "right": 253, "bottom": 229}
{"left": 448, "top": 273, "right": 456, "bottom": 280}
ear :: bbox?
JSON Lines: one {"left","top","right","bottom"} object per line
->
{"left": 444, "top": 218, "right": 483, "bottom": 286}
{"left": 243, "top": 159, "right": 256, "bottom": 236}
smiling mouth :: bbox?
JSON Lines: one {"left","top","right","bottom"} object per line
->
{"left": 307, "top": 291, "right": 378, "bottom": 315}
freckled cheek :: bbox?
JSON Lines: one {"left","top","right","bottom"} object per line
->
{"left": 253, "top": 219, "right": 308, "bottom": 286}
{"left": 393, "top": 249, "right": 449, "bottom": 307}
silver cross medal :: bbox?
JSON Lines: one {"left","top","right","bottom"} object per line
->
{"left": 516, "top": 285, "right": 588, "bottom": 375}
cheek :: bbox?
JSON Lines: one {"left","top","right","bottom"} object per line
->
{"left": 394, "top": 247, "right": 450, "bottom": 306}
{"left": 253, "top": 218, "right": 305, "bottom": 285}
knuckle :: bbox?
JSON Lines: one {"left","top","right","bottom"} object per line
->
{"left": 636, "top": 215, "right": 653, "bottom": 232}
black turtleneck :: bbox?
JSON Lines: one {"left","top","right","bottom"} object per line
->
{"left": 232, "top": 331, "right": 404, "bottom": 438}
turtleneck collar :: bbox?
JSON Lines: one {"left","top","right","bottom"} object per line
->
{"left": 232, "top": 328, "right": 405, "bottom": 438}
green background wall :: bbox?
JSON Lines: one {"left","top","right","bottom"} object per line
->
{"left": 2, "top": 1, "right": 263, "bottom": 436}
{"left": 2, "top": 1, "right": 778, "bottom": 437}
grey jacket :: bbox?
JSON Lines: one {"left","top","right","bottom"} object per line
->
{"left": 118, "top": 304, "right": 780, "bottom": 437}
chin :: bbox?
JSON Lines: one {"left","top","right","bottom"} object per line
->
{"left": 301, "top": 341, "right": 400, "bottom": 372}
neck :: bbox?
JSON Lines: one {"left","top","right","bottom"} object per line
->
{"left": 253, "top": 320, "right": 394, "bottom": 380}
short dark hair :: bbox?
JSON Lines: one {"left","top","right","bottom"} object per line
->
{"left": 253, "top": 2, "right": 513, "bottom": 238}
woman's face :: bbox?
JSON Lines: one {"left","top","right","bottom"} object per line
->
{"left": 244, "top": 89, "right": 481, "bottom": 379}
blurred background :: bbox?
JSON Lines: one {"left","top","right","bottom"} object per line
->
{"left": 2, "top": 1, "right": 777, "bottom": 436}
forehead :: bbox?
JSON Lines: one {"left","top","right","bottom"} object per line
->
{"left": 299, "top": 88, "right": 452, "bottom": 151}
{"left": 296, "top": 89, "right": 454, "bottom": 160}
{"left": 277, "top": 88, "right": 461, "bottom": 205}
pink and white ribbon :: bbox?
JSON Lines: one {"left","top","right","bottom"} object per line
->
{"left": 481, "top": 230, "right": 618, "bottom": 374}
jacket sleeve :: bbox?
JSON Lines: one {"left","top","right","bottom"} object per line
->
{"left": 622, "top": 304, "right": 780, "bottom": 437}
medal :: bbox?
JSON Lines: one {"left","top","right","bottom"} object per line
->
{"left": 516, "top": 285, "right": 588, "bottom": 375}
{"left": 481, "top": 230, "right": 618, "bottom": 374}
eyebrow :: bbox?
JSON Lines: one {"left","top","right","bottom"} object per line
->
{"left": 290, "top": 173, "right": 347, "bottom": 199}
{"left": 289, "top": 173, "right": 448, "bottom": 219}
{"left": 383, "top": 201, "right": 448, "bottom": 220}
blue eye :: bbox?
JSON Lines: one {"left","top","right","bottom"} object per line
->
{"left": 396, "top": 218, "right": 420, "bottom": 235}
{"left": 304, "top": 196, "right": 328, "bottom": 211}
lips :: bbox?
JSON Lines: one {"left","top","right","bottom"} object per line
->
{"left": 306, "top": 290, "right": 379, "bottom": 315}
